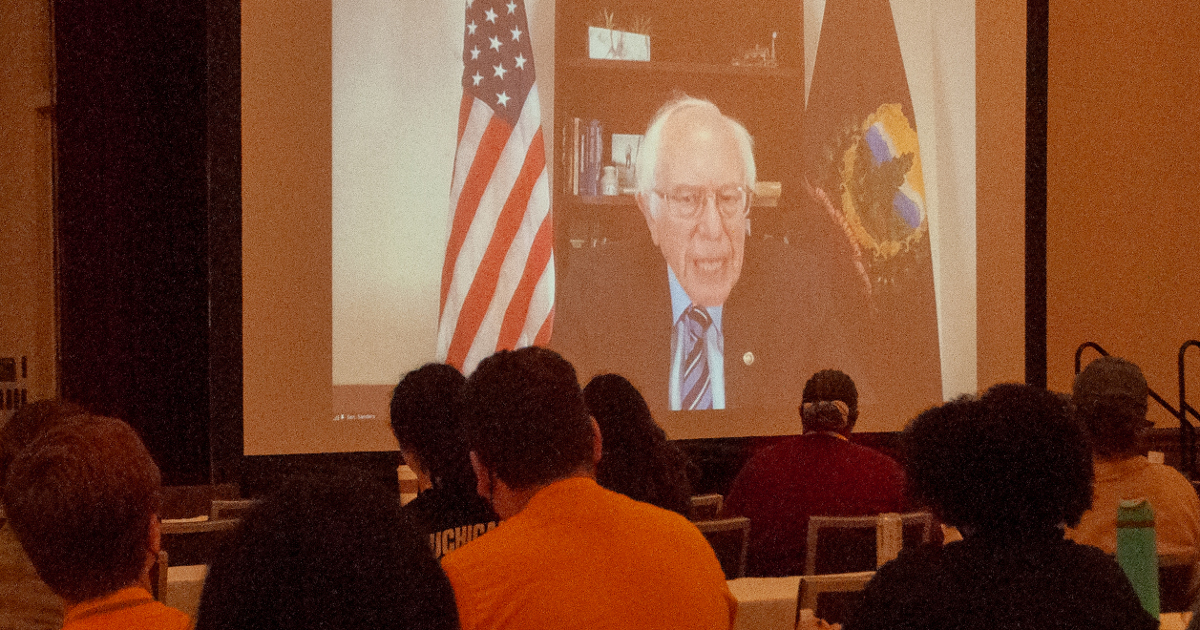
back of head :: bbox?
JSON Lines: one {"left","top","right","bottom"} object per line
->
{"left": 460, "top": 347, "right": 593, "bottom": 489}
{"left": 390, "top": 363, "right": 473, "bottom": 491}
{"left": 583, "top": 373, "right": 661, "bottom": 457}
{"left": 3, "top": 416, "right": 161, "bottom": 603}
{"left": 903, "top": 384, "right": 1093, "bottom": 534}
{"left": 800, "top": 369, "right": 859, "bottom": 433}
{"left": 0, "top": 399, "right": 88, "bottom": 492}
{"left": 583, "top": 374, "right": 693, "bottom": 514}
{"left": 1073, "top": 356, "right": 1150, "bottom": 459}
{"left": 195, "top": 468, "right": 458, "bottom": 630}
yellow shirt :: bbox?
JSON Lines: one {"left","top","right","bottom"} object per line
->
{"left": 63, "top": 586, "right": 191, "bottom": 630}
{"left": 442, "top": 477, "right": 735, "bottom": 630}
{"left": 1066, "top": 456, "right": 1200, "bottom": 560}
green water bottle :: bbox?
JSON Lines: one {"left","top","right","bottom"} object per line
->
{"left": 1116, "top": 498, "right": 1159, "bottom": 618}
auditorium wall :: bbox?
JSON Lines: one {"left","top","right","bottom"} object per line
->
{"left": 1046, "top": 0, "right": 1200, "bottom": 428}
{"left": 0, "top": 0, "right": 56, "bottom": 415}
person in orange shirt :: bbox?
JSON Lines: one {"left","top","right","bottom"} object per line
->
{"left": 442, "top": 347, "right": 735, "bottom": 630}
{"left": 2, "top": 416, "right": 190, "bottom": 630}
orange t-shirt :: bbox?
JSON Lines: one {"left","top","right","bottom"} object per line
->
{"left": 442, "top": 477, "right": 735, "bottom": 630}
{"left": 63, "top": 586, "right": 191, "bottom": 630}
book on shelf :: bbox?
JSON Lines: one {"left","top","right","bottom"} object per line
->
{"left": 576, "top": 116, "right": 585, "bottom": 195}
{"left": 562, "top": 117, "right": 611, "bottom": 198}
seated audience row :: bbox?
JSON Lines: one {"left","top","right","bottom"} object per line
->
{"left": 5, "top": 350, "right": 1196, "bottom": 630}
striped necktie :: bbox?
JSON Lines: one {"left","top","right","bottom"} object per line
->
{"left": 680, "top": 305, "right": 713, "bottom": 410}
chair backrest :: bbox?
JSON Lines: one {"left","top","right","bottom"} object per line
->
{"left": 160, "top": 518, "right": 242, "bottom": 566}
{"left": 210, "top": 498, "right": 260, "bottom": 521}
{"left": 805, "top": 512, "right": 934, "bottom": 575}
{"left": 696, "top": 516, "right": 750, "bottom": 579}
{"left": 688, "top": 494, "right": 724, "bottom": 521}
{"left": 796, "top": 571, "right": 875, "bottom": 625}
{"left": 1158, "top": 553, "right": 1194, "bottom": 613}
{"left": 150, "top": 550, "right": 168, "bottom": 600}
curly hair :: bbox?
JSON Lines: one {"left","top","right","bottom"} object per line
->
{"left": 3, "top": 416, "right": 161, "bottom": 602}
{"left": 583, "top": 374, "right": 694, "bottom": 515}
{"left": 389, "top": 363, "right": 474, "bottom": 493}
{"left": 903, "top": 384, "right": 1094, "bottom": 533}
{"left": 195, "top": 468, "right": 458, "bottom": 630}
{"left": 460, "top": 347, "right": 594, "bottom": 490}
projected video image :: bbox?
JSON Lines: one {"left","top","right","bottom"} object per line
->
{"left": 328, "top": 0, "right": 975, "bottom": 441}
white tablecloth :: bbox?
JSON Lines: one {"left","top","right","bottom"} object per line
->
{"left": 728, "top": 576, "right": 802, "bottom": 630}
{"left": 165, "top": 564, "right": 208, "bottom": 619}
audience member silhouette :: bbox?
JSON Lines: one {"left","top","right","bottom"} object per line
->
{"left": 846, "top": 384, "right": 1156, "bottom": 630}
{"left": 443, "top": 347, "right": 734, "bottom": 630}
{"left": 582, "top": 373, "right": 694, "bottom": 516}
{"left": 4, "top": 415, "right": 190, "bottom": 630}
{"left": 723, "top": 369, "right": 905, "bottom": 576}
{"left": 1065, "top": 356, "right": 1200, "bottom": 600}
{"left": 195, "top": 468, "right": 459, "bottom": 630}
{"left": 390, "top": 363, "right": 498, "bottom": 558}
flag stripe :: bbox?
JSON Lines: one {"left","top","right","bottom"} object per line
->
{"left": 497, "top": 208, "right": 554, "bottom": 349}
{"left": 463, "top": 166, "right": 550, "bottom": 369}
{"left": 522, "top": 252, "right": 555, "bottom": 346}
{"left": 457, "top": 92, "right": 472, "bottom": 143}
{"left": 534, "top": 304, "right": 554, "bottom": 346}
{"left": 446, "top": 98, "right": 494, "bottom": 241}
{"left": 444, "top": 124, "right": 546, "bottom": 368}
{"left": 438, "top": 88, "right": 542, "bottom": 362}
{"left": 440, "top": 110, "right": 510, "bottom": 315}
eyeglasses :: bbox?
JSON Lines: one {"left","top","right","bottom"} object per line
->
{"left": 652, "top": 185, "right": 752, "bottom": 221}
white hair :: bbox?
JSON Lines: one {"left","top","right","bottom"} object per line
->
{"left": 634, "top": 95, "right": 757, "bottom": 216}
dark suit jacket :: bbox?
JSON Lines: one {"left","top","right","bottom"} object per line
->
{"left": 552, "top": 237, "right": 862, "bottom": 413}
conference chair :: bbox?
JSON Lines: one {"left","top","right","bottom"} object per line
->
{"left": 1158, "top": 552, "right": 1195, "bottom": 613}
{"left": 688, "top": 493, "right": 724, "bottom": 521}
{"left": 804, "top": 512, "right": 934, "bottom": 575}
{"left": 150, "top": 550, "right": 169, "bottom": 600}
{"left": 796, "top": 571, "right": 875, "bottom": 626}
{"left": 160, "top": 517, "right": 242, "bottom": 567}
{"left": 696, "top": 516, "right": 751, "bottom": 579}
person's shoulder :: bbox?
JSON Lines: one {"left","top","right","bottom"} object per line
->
{"left": 843, "top": 439, "right": 903, "bottom": 470}
{"left": 145, "top": 601, "right": 192, "bottom": 630}
{"left": 1147, "top": 459, "right": 1195, "bottom": 487}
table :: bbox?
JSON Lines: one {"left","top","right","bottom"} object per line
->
{"left": 164, "top": 564, "right": 208, "bottom": 619}
{"left": 728, "top": 576, "right": 802, "bottom": 630}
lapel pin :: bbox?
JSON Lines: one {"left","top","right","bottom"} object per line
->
{"left": 743, "top": 351, "right": 754, "bottom": 366}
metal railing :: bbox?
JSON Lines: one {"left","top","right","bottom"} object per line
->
{"left": 1075, "top": 341, "right": 1200, "bottom": 479}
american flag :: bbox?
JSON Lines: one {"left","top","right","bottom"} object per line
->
{"left": 437, "top": 0, "right": 554, "bottom": 373}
